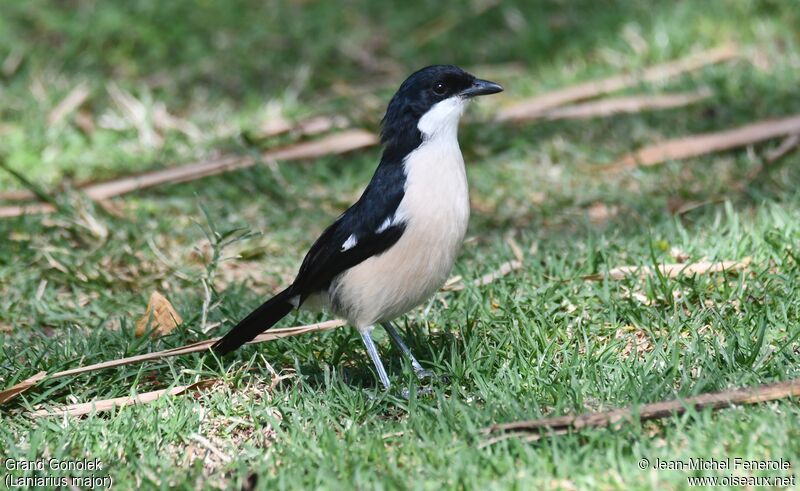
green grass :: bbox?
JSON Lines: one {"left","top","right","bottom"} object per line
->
{"left": 1, "top": 0, "right": 800, "bottom": 489}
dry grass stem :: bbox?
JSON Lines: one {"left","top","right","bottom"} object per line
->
{"left": 496, "top": 44, "right": 736, "bottom": 122}
{"left": 30, "top": 380, "right": 217, "bottom": 418}
{"left": 583, "top": 258, "right": 751, "bottom": 281}
{"left": 537, "top": 90, "right": 711, "bottom": 121}
{"left": 0, "top": 129, "right": 378, "bottom": 218}
{"left": 2, "top": 254, "right": 526, "bottom": 405}
{"left": 482, "top": 378, "right": 800, "bottom": 445}
{"left": 606, "top": 114, "right": 800, "bottom": 171}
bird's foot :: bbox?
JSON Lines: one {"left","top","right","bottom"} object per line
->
{"left": 400, "top": 385, "right": 434, "bottom": 399}
{"left": 413, "top": 368, "right": 435, "bottom": 381}
{"left": 398, "top": 370, "right": 452, "bottom": 399}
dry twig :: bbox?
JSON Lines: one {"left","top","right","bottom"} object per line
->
{"left": 0, "top": 190, "right": 37, "bottom": 201}
{"left": 605, "top": 114, "right": 800, "bottom": 171}
{"left": 482, "top": 378, "right": 800, "bottom": 446}
{"left": 30, "top": 380, "right": 217, "bottom": 418}
{"left": 0, "top": 129, "right": 378, "bottom": 218}
{"left": 583, "top": 258, "right": 751, "bottom": 281}
{"left": 0, "top": 372, "right": 46, "bottom": 404}
{"left": 257, "top": 115, "right": 349, "bottom": 139}
{"left": 442, "top": 260, "right": 523, "bottom": 291}
{"left": 2, "top": 258, "right": 524, "bottom": 405}
{"left": 537, "top": 90, "right": 711, "bottom": 122}
{"left": 765, "top": 133, "right": 800, "bottom": 163}
{"left": 47, "top": 83, "right": 90, "bottom": 127}
{"left": 0, "top": 320, "right": 346, "bottom": 405}
{"left": 496, "top": 45, "right": 737, "bottom": 122}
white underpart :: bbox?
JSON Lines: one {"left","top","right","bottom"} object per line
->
{"left": 329, "top": 96, "right": 470, "bottom": 330}
{"left": 341, "top": 234, "right": 358, "bottom": 251}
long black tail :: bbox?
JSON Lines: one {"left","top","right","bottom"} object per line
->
{"left": 212, "top": 287, "right": 295, "bottom": 355}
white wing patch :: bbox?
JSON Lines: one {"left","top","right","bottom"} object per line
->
{"left": 341, "top": 234, "right": 358, "bottom": 252}
{"left": 376, "top": 215, "right": 394, "bottom": 234}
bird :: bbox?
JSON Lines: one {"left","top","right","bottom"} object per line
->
{"left": 212, "top": 65, "right": 503, "bottom": 391}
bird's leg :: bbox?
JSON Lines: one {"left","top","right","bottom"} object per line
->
{"left": 360, "top": 327, "right": 391, "bottom": 391}
{"left": 382, "top": 321, "right": 433, "bottom": 381}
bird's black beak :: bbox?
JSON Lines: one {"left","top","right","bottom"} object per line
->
{"left": 460, "top": 79, "right": 504, "bottom": 98}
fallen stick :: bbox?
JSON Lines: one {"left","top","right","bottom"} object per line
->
{"left": 443, "top": 260, "right": 523, "bottom": 291}
{"left": 481, "top": 378, "right": 800, "bottom": 446}
{"left": 537, "top": 90, "right": 712, "bottom": 122}
{"left": 765, "top": 133, "right": 800, "bottom": 163}
{"left": 0, "top": 160, "right": 62, "bottom": 214}
{"left": 582, "top": 258, "right": 751, "bottom": 281}
{"left": 30, "top": 379, "right": 216, "bottom": 418}
{"left": 496, "top": 44, "right": 737, "bottom": 122}
{"left": 0, "top": 129, "right": 379, "bottom": 217}
{"left": 1, "top": 256, "right": 523, "bottom": 404}
{"left": 256, "top": 115, "right": 349, "bottom": 140}
{"left": 261, "top": 129, "right": 377, "bottom": 162}
{"left": 81, "top": 154, "right": 253, "bottom": 201}
{"left": 85, "top": 129, "right": 377, "bottom": 200}
{"left": 0, "top": 202, "right": 56, "bottom": 218}
{"left": 0, "top": 189, "right": 44, "bottom": 201}
{"left": 0, "top": 371, "right": 46, "bottom": 404}
{"left": 605, "top": 114, "right": 800, "bottom": 171}
{"left": 0, "top": 319, "right": 345, "bottom": 404}
{"left": 47, "top": 82, "right": 90, "bottom": 127}
{"left": 0, "top": 320, "right": 345, "bottom": 404}
{"left": 732, "top": 132, "right": 800, "bottom": 191}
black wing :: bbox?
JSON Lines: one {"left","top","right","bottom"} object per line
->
{"left": 291, "top": 161, "right": 407, "bottom": 301}
{"left": 213, "top": 162, "right": 407, "bottom": 355}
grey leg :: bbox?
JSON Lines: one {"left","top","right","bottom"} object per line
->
{"left": 382, "top": 321, "right": 433, "bottom": 380}
{"left": 360, "top": 328, "right": 391, "bottom": 391}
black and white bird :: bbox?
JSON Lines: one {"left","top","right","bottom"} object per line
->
{"left": 213, "top": 65, "right": 503, "bottom": 390}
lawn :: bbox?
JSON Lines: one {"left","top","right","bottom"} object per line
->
{"left": 1, "top": 1, "right": 799, "bottom": 489}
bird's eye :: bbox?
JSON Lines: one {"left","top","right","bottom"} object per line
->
{"left": 432, "top": 81, "right": 447, "bottom": 95}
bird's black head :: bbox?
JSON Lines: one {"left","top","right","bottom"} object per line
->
{"left": 380, "top": 65, "right": 503, "bottom": 157}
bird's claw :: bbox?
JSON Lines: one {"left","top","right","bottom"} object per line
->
{"left": 400, "top": 385, "right": 435, "bottom": 399}
{"left": 414, "top": 368, "right": 435, "bottom": 381}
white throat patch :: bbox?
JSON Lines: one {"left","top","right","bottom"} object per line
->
{"left": 416, "top": 97, "right": 466, "bottom": 140}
